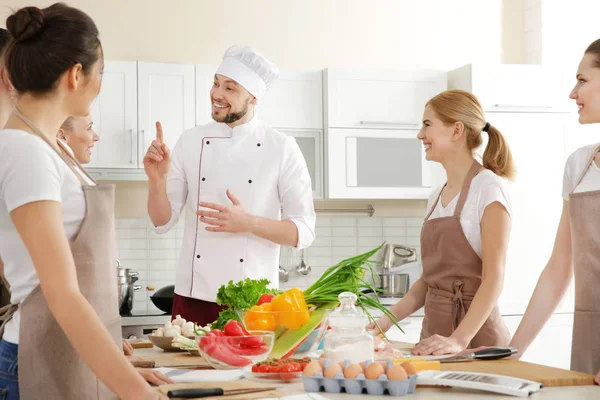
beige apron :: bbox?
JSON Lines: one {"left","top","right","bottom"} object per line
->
{"left": 0, "top": 110, "right": 121, "bottom": 399}
{"left": 569, "top": 145, "right": 600, "bottom": 374}
{"left": 420, "top": 160, "right": 510, "bottom": 348}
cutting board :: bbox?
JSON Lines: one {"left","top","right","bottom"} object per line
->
{"left": 441, "top": 360, "right": 595, "bottom": 387}
{"left": 127, "top": 351, "right": 211, "bottom": 368}
{"left": 159, "top": 380, "right": 284, "bottom": 399}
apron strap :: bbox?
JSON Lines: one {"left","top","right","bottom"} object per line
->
{"left": 424, "top": 184, "right": 445, "bottom": 222}
{"left": 13, "top": 108, "right": 96, "bottom": 187}
{"left": 453, "top": 160, "right": 482, "bottom": 217}
{"left": 570, "top": 144, "right": 600, "bottom": 194}
{"left": 0, "top": 304, "right": 18, "bottom": 338}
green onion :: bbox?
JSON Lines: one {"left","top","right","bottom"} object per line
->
{"left": 303, "top": 243, "right": 405, "bottom": 336}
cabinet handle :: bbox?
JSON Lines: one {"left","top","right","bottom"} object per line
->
{"left": 359, "top": 121, "right": 419, "bottom": 128}
{"left": 128, "top": 129, "right": 135, "bottom": 165}
{"left": 491, "top": 104, "right": 553, "bottom": 110}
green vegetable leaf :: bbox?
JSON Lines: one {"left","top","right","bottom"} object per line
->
{"left": 212, "top": 308, "right": 240, "bottom": 331}
{"left": 216, "top": 278, "right": 281, "bottom": 309}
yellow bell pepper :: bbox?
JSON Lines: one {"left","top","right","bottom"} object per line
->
{"left": 244, "top": 304, "right": 278, "bottom": 331}
{"left": 270, "top": 288, "right": 310, "bottom": 330}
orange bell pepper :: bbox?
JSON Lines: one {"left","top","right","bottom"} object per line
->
{"left": 270, "top": 288, "right": 310, "bottom": 330}
{"left": 244, "top": 304, "right": 278, "bottom": 331}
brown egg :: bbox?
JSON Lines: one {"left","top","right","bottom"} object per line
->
{"left": 365, "top": 362, "right": 385, "bottom": 380}
{"left": 324, "top": 362, "right": 343, "bottom": 378}
{"left": 344, "top": 363, "right": 363, "bottom": 379}
{"left": 400, "top": 362, "right": 417, "bottom": 376}
{"left": 302, "top": 361, "right": 323, "bottom": 377}
{"left": 387, "top": 364, "right": 409, "bottom": 380}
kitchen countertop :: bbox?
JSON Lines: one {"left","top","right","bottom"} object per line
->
{"left": 135, "top": 348, "right": 600, "bottom": 399}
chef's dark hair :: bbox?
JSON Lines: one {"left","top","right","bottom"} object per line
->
{"left": 585, "top": 39, "right": 600, "bottom": 68}
{"left": 4, "top": 3, "right": 101, "bottom": 94}
{"left": 0, "top": 28, "right": 9, "bottom": 56}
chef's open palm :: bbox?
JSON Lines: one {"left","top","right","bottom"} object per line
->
{"left": 143, "top": 121, "right": 171, "bottom": 181}
{"left": 197, "top": 190, "right": 252, "bottom": 233}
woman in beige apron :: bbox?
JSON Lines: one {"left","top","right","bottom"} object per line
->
{"left": 371, "top": 90, "right": 513, "bottom": 355}
{"left": 510, "top": 39, "right": 600, "bottom": 382}
{"left": 0, "top": 4, "right": 164, "bottom": 399}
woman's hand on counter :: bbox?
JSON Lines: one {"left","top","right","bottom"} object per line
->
{"left": 411, "top": 334, "right": 468, "bottom": 356}
{"left": 122, "top": 339, "right": 134, "bottom": 356}
{"left": 136, "top": 368, "right": 175, "bottom": 386}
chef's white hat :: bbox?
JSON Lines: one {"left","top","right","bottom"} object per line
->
{"left": 215, "top": 45, "right": 279, "bottom": 99}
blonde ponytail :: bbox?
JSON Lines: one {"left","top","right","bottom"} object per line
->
{"left": 426, "top": 89, "right": 515, "bottom": 180}
{"left": 482, "top": 124, "right": 515, "bottom": 179}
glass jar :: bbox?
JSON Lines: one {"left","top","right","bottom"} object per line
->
{"left": 323, "top": 292, "right": 374, "bottom": 364}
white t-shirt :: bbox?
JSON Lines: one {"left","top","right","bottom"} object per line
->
{"left": 426, "top": 169, "right": 512, "bottom": 258}
{"left": 562, "top": 143, "right": 600, "bottom": 200}
{"left": 0, "top": 129, "right": 86, "bottom": 344}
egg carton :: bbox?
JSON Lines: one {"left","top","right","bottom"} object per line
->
{"left": 301, "top": 360, "right": 418, "bottom": 396}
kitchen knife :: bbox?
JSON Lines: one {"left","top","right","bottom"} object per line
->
{"left": 166, "top": 387, "right": 277, "bottom": 398}
{"left": 439, "top": 347, "right": 518, "bottom": 363}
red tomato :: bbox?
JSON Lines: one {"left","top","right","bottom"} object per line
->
{"left": 258, "top": 364, "right": 271, "bottom": 373}
{"left": 280, "top": 364, "right": 296, "bottom": 380}
{"left": 251, "top": 365, "right": 259, "bottom": 373}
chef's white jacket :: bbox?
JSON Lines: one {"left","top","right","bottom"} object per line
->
{"left": 154, "top": 117, "right": 316, "bottom": 301}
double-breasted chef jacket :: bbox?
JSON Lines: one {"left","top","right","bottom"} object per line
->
{"left": 154, "top": 116, "right": 316, "bottom": 302}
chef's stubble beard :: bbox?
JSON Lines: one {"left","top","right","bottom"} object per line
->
{"left": 212, "top": 96, "right": 252, "bottom": 124}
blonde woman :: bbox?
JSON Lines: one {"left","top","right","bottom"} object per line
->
{"left": 372, "top": 90, "right": 513, "bottom": 355}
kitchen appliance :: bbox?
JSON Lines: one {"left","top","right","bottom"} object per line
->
{"left": 375, "top": 244, "right": 417, "bottom": 298}
{"left": 150, "top": 284, "right": 175, "bottom": 313}
{"left": 117, "top": 260, "right": 142, "bottom": 315}
{"left": 417, "top": 371, "right": 542, "bottom": 397}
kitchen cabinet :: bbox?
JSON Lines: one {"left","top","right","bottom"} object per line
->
{"left": 327, "top": 128, "right": 445, "bottom": 199}
{"left": 448, "top": 64, "right": 571, "bottom": 113}
{"left": 88, "top": 61, "right": 138, "bottom": 170}
{"left": 258, "top": 69, "right": 323, "bottom": 130}
{"left": 503, "top": 314, "right": 573, "bottom": 370}
{"left": 88, "top": 62, "right": 195, "bottom": 180}
{"left": 324, "top": 68, "right": 447, "bottom": 199}
{"left": 325, "top": 68, "right": 447, "bottom": 129}
{"left": 137, "top": 62, "right": 196, "bottom": 162}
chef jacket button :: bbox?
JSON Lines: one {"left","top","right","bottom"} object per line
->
{"left": 239, "top": 259, "right": 244, "bottom": 262}
{"left": 257, "top": 143, "right": 261, "bottom": 147}
{"left": 248, "top": 179, "right": 252, "bottom": 183}
{"left": 202, "top": 177, "right": 206, "bottom": 181}
{"left": 206, "top": 140, "right": 210, "bottom": 145}
{"left": 196, "top": 255, "right": 201, "bottom": 259}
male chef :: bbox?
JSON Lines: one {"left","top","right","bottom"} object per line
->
{"left": 145, "top": 45, "right": 315, "bottom": 325}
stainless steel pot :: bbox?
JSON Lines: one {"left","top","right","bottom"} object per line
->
{"left": 374, "top": 244, "right": 417, "bottom": 298}
{"left": 117, "top": 260, "right": 142, "bottom": 315}
{"left": 377, "top": 273, "right": 410, "bottom": 298}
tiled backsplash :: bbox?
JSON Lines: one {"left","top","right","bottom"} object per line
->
{"left": 116, "top": 216, "right": 424, "bottom": 314}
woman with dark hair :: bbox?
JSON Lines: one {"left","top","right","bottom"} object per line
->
{"left": 510, "top": 38, "right": 600, "bottom": 383}
{"left": 0, "top": 4, "right": 168, "bottom": 399}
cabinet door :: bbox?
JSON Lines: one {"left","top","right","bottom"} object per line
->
{"left": 195, "top": 64, "right": 218, "bottom": 126}
{"left": 327, "top": 128, "right": 442, "bottom": 199}
{"left": 284, "top": 130, "right": 323, "bottom": 199}
{"left": 258, "top": 69, "right": 323, "bottom": 130}
{"left": 88, "top": 61, "right": 138, "bottom": 169}
{"left": 490, "top": 113, "right": 571, "bottom": 315}
{"left": 449, "top": 64, "right": 570, "bottom": 113}
{"left": 138, "top": 62, "right": 195, "bottom": 166}
{"left": 326, "top": 69, "right": 446, "bottom": 129}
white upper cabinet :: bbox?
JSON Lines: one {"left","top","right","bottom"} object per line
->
{"left": 325, "top": 68, "right": 447, "bottom": 129}
{"left": 88, "top": 61, "right": 138, "bottom": 169}
{"left": 283, "top": 130, "right": 323, "bottom": 199}
{"left": 138, "top": 62, "right": 196, "bottom": 165}
{"left": 258, "top": 69, "right": 323, "bottom": 130}
{"left": 195, "top": 64, "right": 218, "bottom": 126}
{"left": 448, "top": 64, "right": 571, "bottom": 113}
